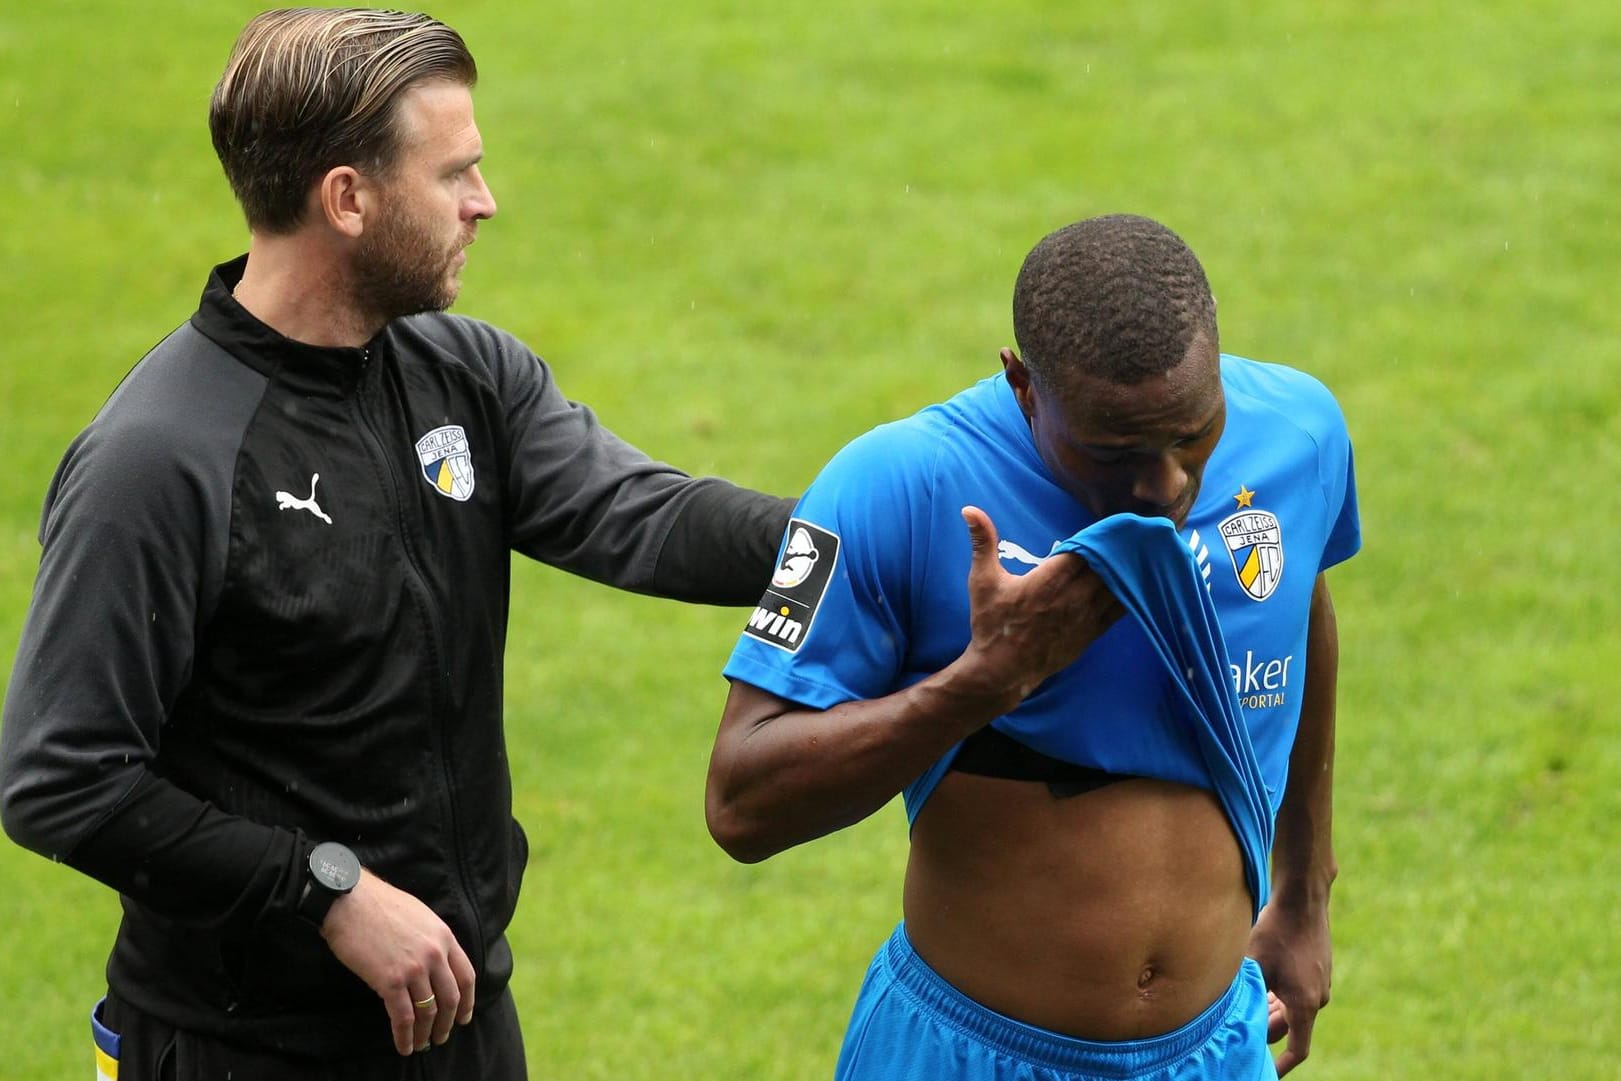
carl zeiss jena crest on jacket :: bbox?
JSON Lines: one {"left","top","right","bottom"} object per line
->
{"left": 416, "top": 425, "right": 476, "bottom": 502}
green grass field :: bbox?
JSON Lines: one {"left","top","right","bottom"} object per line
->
{"left": 2, "top": 2, "right": 1618, "bottom": 1077}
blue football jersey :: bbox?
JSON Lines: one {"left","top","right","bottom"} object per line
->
{"left": 725, "top": 355, "right": 1360, "bottom": 832}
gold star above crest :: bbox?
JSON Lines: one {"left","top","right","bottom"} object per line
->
{"left": 1234, "top": 485, "right": 1255, "bottom": 509}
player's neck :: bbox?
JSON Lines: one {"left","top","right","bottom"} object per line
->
{"left": 233, "top": 233, "right": 383, "bottom": 349}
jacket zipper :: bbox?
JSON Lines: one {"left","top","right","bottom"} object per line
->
{"left": 350, "top": 346, "right": 488, "bottom": 971}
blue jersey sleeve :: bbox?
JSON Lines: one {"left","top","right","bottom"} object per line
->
{"left": 1297, "top": 373, "right": 1361, "bottom": 572}
{"left": 722, "top": 420, "right": 936, "bottom": 709}
{"left": 1321, "top": 439, "right": 1360, "bottom": 572}
{"left": 1223, "top": 356, "right": 1361, "bottom": 573}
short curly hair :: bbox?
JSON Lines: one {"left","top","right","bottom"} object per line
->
{"left": 1012, "top": 214, "right": 1218, "bottom": 389}
{"left": 209, "top": 8, "right": 478, "bottom": 234}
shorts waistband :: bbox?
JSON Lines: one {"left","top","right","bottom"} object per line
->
{"left": 882, "top": 923, "right": 1254, "bottom": 1077}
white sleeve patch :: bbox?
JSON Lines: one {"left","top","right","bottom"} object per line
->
{"left": 742, "top": 518, "right": 841, "bottom": 653}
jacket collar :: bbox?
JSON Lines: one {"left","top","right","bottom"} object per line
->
{"left": 190, "top": 256, "right": 378, "bottom": 391}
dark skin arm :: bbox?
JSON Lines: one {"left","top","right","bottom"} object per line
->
{"left": 706, "top": 506, "right": 1124, "bottom": 863}
{"left": 1249, "top": 573, "right": 1339, "bottom": 1075}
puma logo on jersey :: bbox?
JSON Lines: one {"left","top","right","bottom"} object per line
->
{"left": 996, "top": 539, "right": 1047, "bottom": 567}
{"left": 275, "top": 473, "right": 333, "bottom": 525}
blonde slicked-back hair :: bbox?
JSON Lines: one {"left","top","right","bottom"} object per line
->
{"left": 209, "top": 7, "right": 477, "bottom": 233}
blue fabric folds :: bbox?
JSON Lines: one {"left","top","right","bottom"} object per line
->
{"left": 1053, "top": 514, "right": 1272, "bottom": 918}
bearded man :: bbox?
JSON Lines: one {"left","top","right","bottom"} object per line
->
{"left": 0, "top": 10, "right": 792, "bottom": 1080}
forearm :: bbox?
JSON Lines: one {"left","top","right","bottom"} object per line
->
{"left": 708, "top": 510, "right": 1131, "bottom": 861}
{"left": 0, "top": 525, "right": 296, "bottom": 929}
{"left": 12, "top": 766, "right": 306, "bottom": 931}
{"left": 707, "top": 662, "right": 1018, "bottom": 863}
{"left": 1270, "top": 574, "right": 1339, "bottom": 905}
{"left": 651, "top": 480, "right": 796, "bottom": 605}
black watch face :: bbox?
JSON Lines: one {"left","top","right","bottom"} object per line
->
{"left": 310, "top": 842, "right": 361, "bottom": 893}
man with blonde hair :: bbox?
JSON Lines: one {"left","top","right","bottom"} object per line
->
{"left": 0, "top": 9, "right": 791, "bottom": 1079}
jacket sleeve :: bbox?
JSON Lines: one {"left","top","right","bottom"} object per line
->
{"left": 487, "top": 325, "right": 794, "bottom": 604}
{"left": 651, "top": 478, "right": 796, "bottom": 605}
{"left": 0, "top": 362, "right": 308, "bottom": 932}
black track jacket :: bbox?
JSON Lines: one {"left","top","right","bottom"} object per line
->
{"left": 0, "top": 257, "right": 793, "bottom": 1054}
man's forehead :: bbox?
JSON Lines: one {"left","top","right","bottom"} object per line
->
{"left": 394, "top": 79, "right": 480, "bottom": 151}
{"left": 1056, "top": 353, "right": 1223, "bottom": 439}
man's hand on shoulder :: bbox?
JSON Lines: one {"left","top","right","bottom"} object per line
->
{"left": 320, "top": 869, "right": 477, "bottom": 1056}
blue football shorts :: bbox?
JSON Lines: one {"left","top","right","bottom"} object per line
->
{"left": 833, "top": 924, "right": 1278, "bottom": 1081}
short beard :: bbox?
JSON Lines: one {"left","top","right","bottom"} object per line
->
{"left": 350, "top": 202, "right": 463, "bottom": 325}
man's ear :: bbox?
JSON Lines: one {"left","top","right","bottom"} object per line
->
{"left": 315, "top": 165, "right": 369, "bottom": 238}
{"left": 1001, "top": 347, "right": 1036, "bottom": 415}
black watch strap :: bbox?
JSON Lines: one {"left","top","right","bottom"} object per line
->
{"left": 296, "top": 877, "right": 342, "bottom": 928}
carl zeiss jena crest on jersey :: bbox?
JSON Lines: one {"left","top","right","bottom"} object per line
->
{"left": 1218, "top": 509, "right": 1284, "bottom": 601}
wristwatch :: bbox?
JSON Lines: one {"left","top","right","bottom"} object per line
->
{"left": 296, "top": 841, "right": 361, "bottom": 927}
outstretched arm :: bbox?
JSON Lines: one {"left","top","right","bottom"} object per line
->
{"left": 1250, "top": 572, "right": 1339, "bottom": 1076}
{"left": 482, "top": 322, "right": 792, "bottom": 604}
{"left": 705, "top": 506, "right": 1123, "bottom": 862}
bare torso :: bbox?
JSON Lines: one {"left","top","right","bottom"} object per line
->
{"left": 903, "top": 772, "right": 1252, "bottom": 1041}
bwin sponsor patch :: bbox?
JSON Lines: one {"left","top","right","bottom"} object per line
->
{"left": 744, "top": 519, "right": 839, "bottom": 652}
{"left": 416, "top": 424, "right": 476, "bottom": 502}
{"left": 1219, "top": 509, "right": 1284, "bottom": 601}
